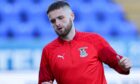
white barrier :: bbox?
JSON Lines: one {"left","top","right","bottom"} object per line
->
{"left": 0, "top": 68, "right": 140, "bottom": 84}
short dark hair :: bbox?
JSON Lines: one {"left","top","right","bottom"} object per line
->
{"left": 47, "top": 1, "right": 71, "bottom": 14}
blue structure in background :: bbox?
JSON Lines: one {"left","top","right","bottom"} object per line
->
{"left": 0, "top": 0, "right": 138, "bottom": 39}
{"left": 0, "top": 0, "right": 139, "bottom": 71}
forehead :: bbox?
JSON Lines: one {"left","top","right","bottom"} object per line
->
{"left": 48, "top": 7, "right": 70, "bottom": 19}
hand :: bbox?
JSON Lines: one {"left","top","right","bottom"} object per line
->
{"left": 118, "top": 57, "right": 132, "bottom": 72}
{"left": 41, "top": 81, "right": 53, "bottom": 84}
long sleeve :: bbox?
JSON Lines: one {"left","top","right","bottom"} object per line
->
{"left": 93, "top": 34, "right": 129, "bottom": 74}
{"left": 38, "top": 48, "right": 54, "bottom": 84}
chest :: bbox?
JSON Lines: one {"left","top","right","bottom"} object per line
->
{"left": 49, "top": 41, "right": 99, "bottom": 72}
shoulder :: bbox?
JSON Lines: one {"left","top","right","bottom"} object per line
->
{"left": 77, "top": 32, "right": 108, "bottom": 47}
{"left": 78, "top": 31, "right": 104, "bottom": 40}
{"left": 43, "top": 38, "right": 60, "bottom": 51}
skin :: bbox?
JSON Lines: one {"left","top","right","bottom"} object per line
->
{"left": 48, "top": 6, "right": 75, "bottom": 41}
{"left": 42, "top": 6, "right": 132, "bottom": 84}
{"left": 118, "top": 57, "right": 132, "bottom": 72}
{"left": 41, "top": 81, "right": 53, "bottom": 84}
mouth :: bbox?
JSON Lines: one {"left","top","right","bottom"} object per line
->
{"left": 57, "top": 27, "right": 63, "bottom": 31}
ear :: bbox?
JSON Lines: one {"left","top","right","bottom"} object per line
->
{"left": 70, "top": 12, "right": 75, "bottom": 21}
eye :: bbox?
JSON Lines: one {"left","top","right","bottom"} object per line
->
{"left": 58, "top": 16, "right": 64, "bottom": 20}
{"left": 50, "top": 19, "right": 56, "bottom": 23}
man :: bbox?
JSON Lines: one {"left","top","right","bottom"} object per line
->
{"left": 38, "top": 1, "right": 132, "bottom": 84}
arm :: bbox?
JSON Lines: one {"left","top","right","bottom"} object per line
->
{"left": 38, "top": 48, "right": 54, "bottom": 84}
{"left": 99, "top": 46, "right": 131, "bottom": 74}
{"left": 94, "top": 34, "right": 131, "bottom": 74}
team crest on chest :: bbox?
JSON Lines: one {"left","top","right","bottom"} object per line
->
{"left": 79, "top": 47, "right": 88, "bottom": 57}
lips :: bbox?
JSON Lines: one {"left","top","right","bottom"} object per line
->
{"left": 58, "top": 27, "right": 62, "bottom": 30}
{"left": 57, "top": 27, "right": 63, "bottom": 31}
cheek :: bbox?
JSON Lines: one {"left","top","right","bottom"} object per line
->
{"left": 63, "top": 19, "right": 70, "bottom": 27}
{"left": 63, "top": 22, "right": 68, "bottom": 27}
{"left": 52, "top": 24, "right": 57, "bottom": 30}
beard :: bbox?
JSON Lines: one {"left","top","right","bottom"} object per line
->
{"left": 55, "top": 19, "right": 72, "bottom": 37}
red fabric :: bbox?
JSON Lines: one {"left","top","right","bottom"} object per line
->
{"left": 38, "top": 31, "right": 129, "bottom": 84}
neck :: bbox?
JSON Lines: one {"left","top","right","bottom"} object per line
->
{"left": 61, "top": 26, "right": 76, "bottom": 41}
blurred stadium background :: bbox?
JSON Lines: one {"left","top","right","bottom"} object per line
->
{"left": 0, "top": 0, "right": 140, "bottom": 84}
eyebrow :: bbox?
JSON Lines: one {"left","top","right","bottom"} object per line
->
{"left": 50, "top": 15, "right": 64, "bottom": 23}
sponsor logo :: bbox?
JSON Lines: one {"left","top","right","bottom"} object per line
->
{"left": 57, "top": 55, "right": 64, "bottom": 59}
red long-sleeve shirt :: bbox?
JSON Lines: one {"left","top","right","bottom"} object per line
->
{"left": 38, "top": 31, "right": 129, "bottom": 84}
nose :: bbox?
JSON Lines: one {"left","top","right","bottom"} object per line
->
{"left": 55, "top": 19, "right": 61, "bottom": 27}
